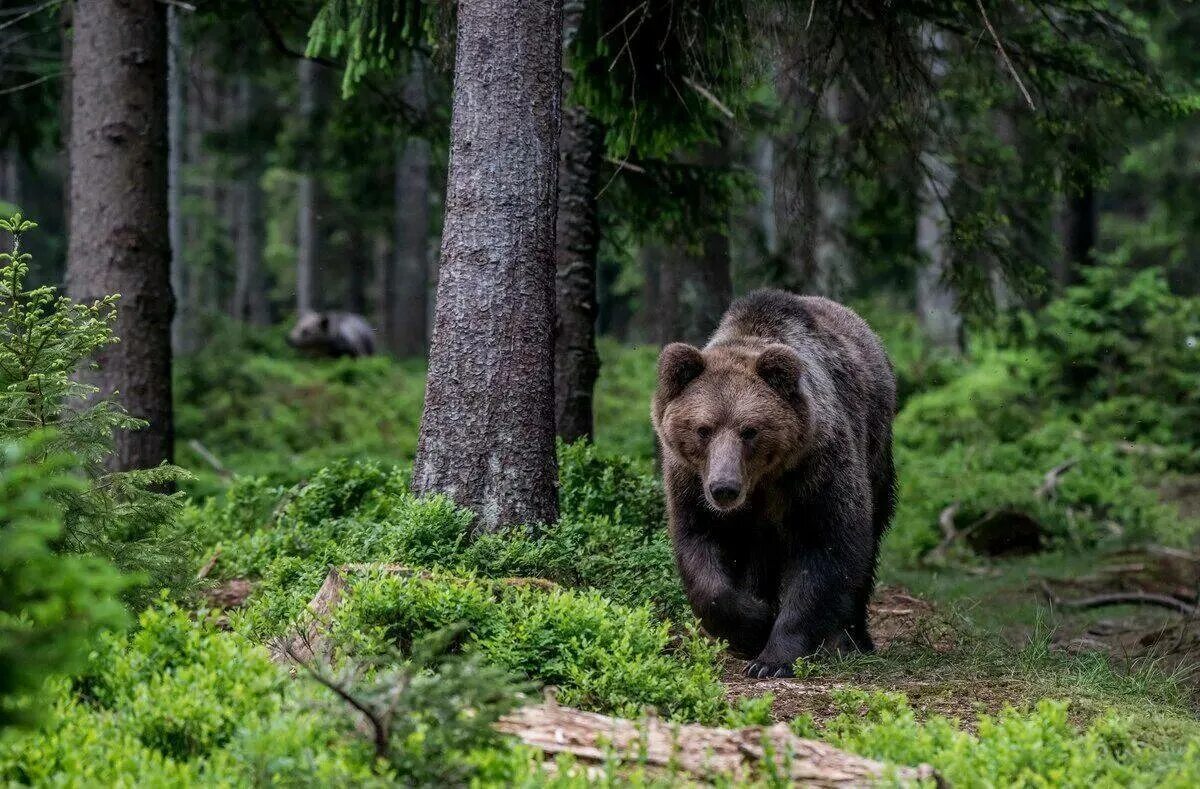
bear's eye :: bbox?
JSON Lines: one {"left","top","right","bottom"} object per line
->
{"left": 740, "top": 427, "right": 759, "bottom": 442}
{"left": 696, "top": 425, "right": 713, "bottom": 441}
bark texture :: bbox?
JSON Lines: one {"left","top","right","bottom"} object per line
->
{"left": 387, "top": 58, "right": 432, "bottom": 357}
{"left": 296, "top": 58, "right": 320, "bottom": 314}
{"left": 496, "top": 703, "right": 936, "bottom": 785}
{"left": 66, "top": 0, "right": 173, "bottom": 470}
{"left": 167, "top": 5, "right": 185, "bottom": 350}
{"left": 412, "top": 0, "right": 562, "bottom": 533}
{"left": 553, "top": 0, "right": 603, "bottom": 443}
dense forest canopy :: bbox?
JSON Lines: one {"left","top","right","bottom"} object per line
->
{"left": 0, "top": 0, "right": 1199, "bottom": 784}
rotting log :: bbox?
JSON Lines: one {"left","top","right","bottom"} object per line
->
{"left": 495, "top": 699, "right": 938, "bottom": 786}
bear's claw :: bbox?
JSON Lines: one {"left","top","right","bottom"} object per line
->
{"left": 745, "top": 659, "right": 794, "bottom": 679}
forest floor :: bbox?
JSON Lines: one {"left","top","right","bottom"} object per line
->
{"left": 725, "top": 475, "right": 1200, "bottom": 735}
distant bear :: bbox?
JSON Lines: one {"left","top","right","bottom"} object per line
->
{"left": 287, "top": 311, "right": 376, "bottom": 358}
{"left": 652, "top": 289, "right": 896, "bottom": 678}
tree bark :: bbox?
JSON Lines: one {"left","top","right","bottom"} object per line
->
{"left": 167, "top": 4, "right": 185, "bottom": 351}
{"left": 412, "top": 0, "right": 562, "bottom": 533}
{"left": 231, "top": 76, "right": 269, "bottom": 326}
{"left": 915, "top": 29, "right": 962, "bottom": 351}
{"left": 388, "top": 58, "right": 432, "bottom": 356}
{"left": 915, "top": 149, "right": 962, "bottom": 351}
{"left": 657, "top": 145, "right": 733, "bottom": 347}
{"left": 65, "top": 0, "right": 173, "bottom": 470}
{"left": 553, "top": 0, "right": 603, "bottom": 443}
{"left": 296, "top": 58, "right": 320, "bottom": 314}
{"left": 1060, "top": 183, "right": 1097, "bottom": 286}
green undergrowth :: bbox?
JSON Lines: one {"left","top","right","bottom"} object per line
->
{"left": 795, "top": 690, "right": 1200, "bottom": 787}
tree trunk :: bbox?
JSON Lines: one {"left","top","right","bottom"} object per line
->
{"left": 637, "top": 242, "right": 662, "bottom": 343}
{"left": 232, "top": 77, "right": 269, "bottom": 326}
{"left": 553, "top": 0, "right": 603, "bottom": 443}
{"left": 811, "top": 85, "right": 852, "bottom": 299}
{"left": 65, "top": 0, "right": 173, "bottom": 470}
{"left": 412, "top": 0, "right": 562, "bottom": 533}
{"left": 658, "top": 146, "right": 733, "bottom": 346}
{"left": 345, "top": 226, "right": 370, "bottom": 315}
{"left": 167, "top": 5, "right": 186, "bottom": 351}
{"left": 388, "top": 58, "right": 432, "bottom": 356}
{"left": 915, "top": 29, "right": 962, "bottom": 351}
{"left": 915, "top": 149, "right": 961, "bottom": 351}
{"left": 1060, "top": 183, "right": 1096, "bottom": 286}
{"left": 296, "top": 58, "right": 320, "bottom": 314}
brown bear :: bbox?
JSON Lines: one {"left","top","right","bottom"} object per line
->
{"left": 287, "top": 311, "right": 376, "bottom": 358}
{"left": 652, "top": 289, "right": 896, "bottom": 678}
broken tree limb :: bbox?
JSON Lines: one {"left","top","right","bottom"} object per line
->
{"left": 188, "top": 439, "right": 232, "bottom": 480}
{"left": 1041, "top": 581, "right": 1197, "bottom": 616}
{"left": 495, "top": 699, "right": 937, "bottom": 786}
{"left": 1035, "top": 458, "right": 1078, "bottom": 500}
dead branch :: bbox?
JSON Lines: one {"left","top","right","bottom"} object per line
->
{"left": 1041, "top": 582, "right": 1197, "bottom": 616}
{"left": 188, "top": 439, "right": 232, "bottom": 480}
{"left": 974, "top": 0, "right": 1035, "bottom": 110}
{"left": 496, "top": 700, "right": 937, "bottom": 786}
{"left": 196, "top": 546, "right": 221, "bottom": 580}
{"left": 282, "top": 639, "right": 391, "bottom": 758}
{"left": 1034, "top": 458, "right": 1078, "bottom": 500}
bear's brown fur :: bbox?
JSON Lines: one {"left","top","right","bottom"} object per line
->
{"left": 652, "top": 289, "right": 896, "bottom": 677}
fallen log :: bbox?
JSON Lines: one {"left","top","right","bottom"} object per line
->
{"left": 496, "top": 698, "right": 938, "bottom": 786}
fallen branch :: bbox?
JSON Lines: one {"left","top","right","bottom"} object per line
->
{"left": 196, "top": 546, "right": 222, "bottom": 580}
{"left": 497, "top": 697, "right": 937, "bottom": 786}
{"left": 1034, "top": 458, "right": 1078, "bottom": 500}
{"left": 188, "top": 439, "right": 232, "bottom": 480}
{"left": 1041, "top": 582, "right": 1197, "bottom": 616}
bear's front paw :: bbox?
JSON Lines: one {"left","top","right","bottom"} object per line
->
{"left": 744, "top": 658, "right": 794, "bottom": 679}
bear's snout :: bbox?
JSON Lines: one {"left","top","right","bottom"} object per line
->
{"left": 708, "top": 479, "right": 742, "bottom": 506}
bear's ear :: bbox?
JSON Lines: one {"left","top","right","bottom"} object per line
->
{"left": 318, "top": 314, "right": 330, "bottom": 333}
{"left": 755, "top": 344, "right": 804, "bottom": 401}
{"left": 657, "top": 343, "right": 705, "bottom": 401}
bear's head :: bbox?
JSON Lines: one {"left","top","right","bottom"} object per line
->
{"left": 652, "top": 342, "right": 807, "bottom": 514}
{"left": 287, "top": 312, "right": 331, "bottom": 350}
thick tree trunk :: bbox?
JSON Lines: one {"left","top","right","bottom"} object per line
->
{"left": 167, "top": 5, "right": 186, "bottom": 351}
{"left": 412, "top": 0, "right": 562, "bottom": 533}
{"left": 388, "top": 59, "right": 432, "bottom": 357}
{"left": 65, "top": 0, "right": 173, "bottom": 470}
{"left": 296, "top": 58, "right": 320, "bottom": 314}
{"left": 553, "top": 0, "right": 603, "bottom": 443}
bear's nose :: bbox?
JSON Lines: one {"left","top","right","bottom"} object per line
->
{"left": 708, "top": 480, "right": 742, "bottom": 505}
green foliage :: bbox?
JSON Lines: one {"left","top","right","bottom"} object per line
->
{"left": 327, "top": 570, "right": 728, "bottom": 724}
{"left": 0, "top": 215, "right": 193, "bottom": 603}
{"left": 189, "top": 446, "right": 685, "bottom": 632}
{"left": 821, "top": 694, "right": 1200, "bottom": 788}
{"left": 174, "top": 328, "right": 427, "bottom": 494}
{"left": 0, "top": 436, "right": 126, "bottom": 729}
{"left": 0, "top": 602, "right": 386, "bottom": 785}
{"left": 1027, "top": 264, "right": 1200, "bottom": 453}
